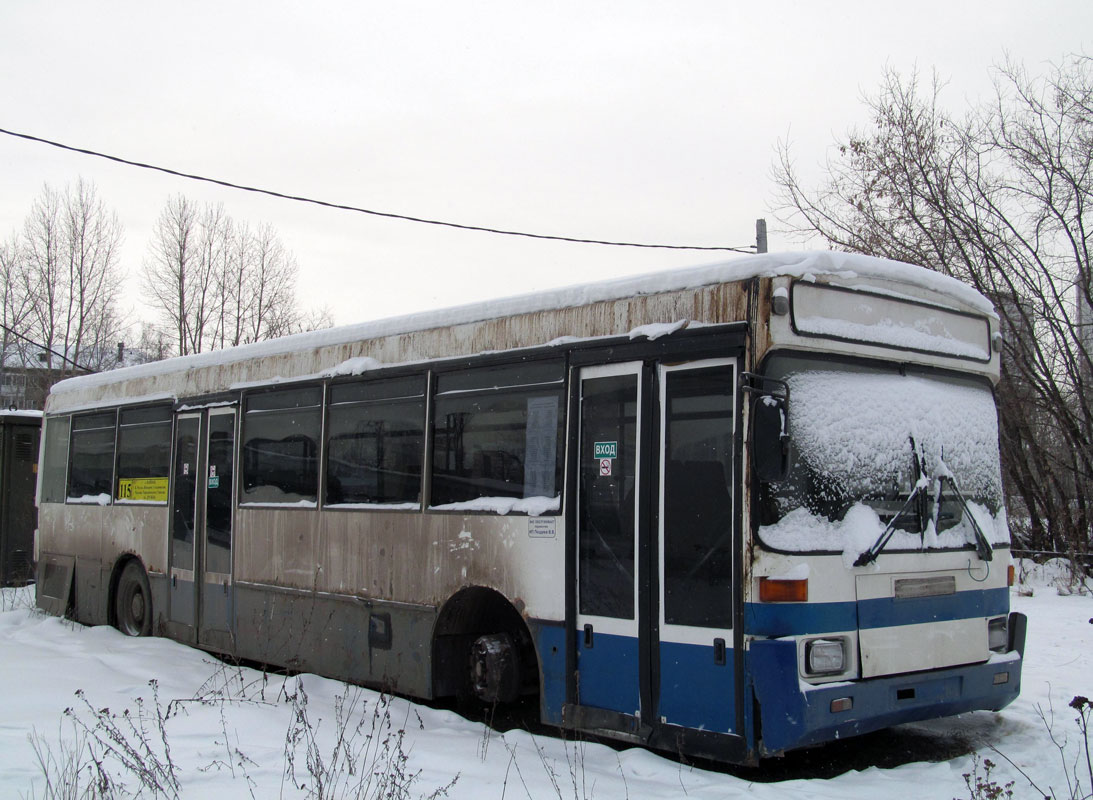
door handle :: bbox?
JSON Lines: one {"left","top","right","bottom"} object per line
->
{"left": 713, "top": 637, "right": 726, "bottom": 666}
{"left": 583, "top": 623, "right": 594, "bottom": 648}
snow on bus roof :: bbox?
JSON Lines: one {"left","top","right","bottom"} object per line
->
{"left": 51, "top": 250, "right": 992, "bottom": 396}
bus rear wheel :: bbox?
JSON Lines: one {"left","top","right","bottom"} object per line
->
{"left": 115, "top": 561, "right": 152, "bottom": 636}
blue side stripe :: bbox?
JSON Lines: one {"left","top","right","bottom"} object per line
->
{"left": 746, "top": 587, "right": 1009, "bottom": 637}
{"left": 746, "top": 600, "right": 857, "bottom": 636}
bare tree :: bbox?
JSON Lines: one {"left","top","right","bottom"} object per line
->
{"left": 17, "top": 180, "right": 124, "bottom": 377}
{"left": 773, "top": 55, "right": 1093, "bottom": 571}
{"left": 188, "top": 202, "right": 230, "bottom": 355}
{"left": 215, "top": 218, "right": 252, "bottom": 350}
{"left": 128, "top": 321, "right": 172, "bottom": 365}
{"left": 142, "top": 194, "right": 197, "bottom": 356}
{"left": 142, "top": 195, "right": 319, "bottom": 355}
{"left": 290, "top": 304, "right": 335, "bottom": 337}
{"left": 63, "top": 179, "right": 125, "bottom": 372}
{"left": 246, "top": 223, "right": 301, "bottom": 341}
{"left": 19, "top": 185, "right": 64, "bottom": 368}
{"left": 143, "top": 196, "right": 234, "bottom": 356}
{"left": 0, "top": 234, "right": 35, "bottom": 405}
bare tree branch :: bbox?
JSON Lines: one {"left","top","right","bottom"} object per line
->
{"left": 773, "top": 55, "right": 1093, "bottom": 563}
{"left": 141, "top": 196, "right": 321, "bottom": 356}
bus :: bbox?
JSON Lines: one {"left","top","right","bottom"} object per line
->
{"left": 34, "top": 251, "right": 1025, "bottom": 764}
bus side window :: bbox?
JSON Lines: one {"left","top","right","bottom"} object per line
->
{"left": 40, "top": 415, "right": 71, "bottom": 504}
{"left": 241, "top": 386, "right": 322, "bottom": 504}
{"left": 325, "top": 375, "right": 426, "bottom": 506}
{"left": 68, "top": 411, "right": 117, "bottom": 501}
{"left": 115, "top": 406, "right": 172, "bottom": 502}
{"left": 430, "top": 361, "right": 564, "bottom": 509}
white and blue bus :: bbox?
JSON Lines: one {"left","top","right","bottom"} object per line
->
{"left": 35, "top": 251, "right": 1024, "bottom": 763}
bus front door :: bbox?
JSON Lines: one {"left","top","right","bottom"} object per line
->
{"left": 655, "top": 359, "right": 738, "bottom": 735}
{"left": 575, "top": 363, "right": 643, "bottom": 723}
{"left": 573, "top": 358, "right": 740, "bottom": 740}
{"left": 166, "top": 407, "right": 236, "bottom": 652}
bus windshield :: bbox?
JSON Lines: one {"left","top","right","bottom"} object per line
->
{"left": 756, "top": 353, "right": 1009, "bottom": 558}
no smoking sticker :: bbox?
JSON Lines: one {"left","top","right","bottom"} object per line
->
{"left": 599, "top": 458, "right": 613, "bottom": 476}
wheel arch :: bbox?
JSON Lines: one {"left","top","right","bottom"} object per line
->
{"left": 430, "top": 585, "right": 540, "bottom": 700}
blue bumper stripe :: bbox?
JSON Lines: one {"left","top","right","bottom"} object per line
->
{"left": 747, "top": 599, "right": 857, "bottom": 636}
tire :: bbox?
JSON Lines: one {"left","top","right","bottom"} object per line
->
{"left": 469, "top": 632, "right": 521, "bottom": 704}
{"left": 115, "top": 561, "right": 152, "bottom": 636}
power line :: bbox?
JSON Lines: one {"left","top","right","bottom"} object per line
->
{"left": 0, "top": 323, "right": 97, "bottom": 374}
{"left": 0, "top": 126, "right": 756, "bottom": 253}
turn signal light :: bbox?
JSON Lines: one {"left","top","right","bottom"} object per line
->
{"left": 759, "top": 577, "right": 808, "bottom": 603}
{"left": 1008, "top": 564, "right": 1015, "bottom": 587}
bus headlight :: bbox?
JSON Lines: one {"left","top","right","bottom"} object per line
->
{"left": 806, "top": 638, "right": 846, "bottom": 675}
{"left": 988, "top": 616, "right": 1009, "bottom": 652}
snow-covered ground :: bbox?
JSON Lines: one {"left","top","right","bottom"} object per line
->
{"left": 1, "top": 561, "right": 1089, "bottom": 799}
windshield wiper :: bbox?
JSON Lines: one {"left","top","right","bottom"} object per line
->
{"left": 855, "top": 437, "right": 928, "bottom": 567}
{"left": 937, "top": 471, "right": 994, "bottom": 563}
{"left": 854, "top": 442, "right": 995, "bottom": 567}
{"left": 853, "top": 478, "right": 929, "bottom": 567}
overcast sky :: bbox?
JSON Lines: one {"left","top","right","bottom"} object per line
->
{"left": 2, "top": 2, "right": 1091, "bottom": 334}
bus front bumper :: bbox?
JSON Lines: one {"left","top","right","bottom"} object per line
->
{"left": 750, "top": 612, "right": 1025, "bottom": 757}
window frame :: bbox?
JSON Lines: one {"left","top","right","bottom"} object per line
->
{"left": 40, "top": 414, "right": 72, "bottom": 504}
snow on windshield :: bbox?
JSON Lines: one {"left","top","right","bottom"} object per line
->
{"left": 790, "top": 369, "right": 1001, "bottom": 502}
{"left": 759, "top": 363, "right": 1006, "bottom": 556}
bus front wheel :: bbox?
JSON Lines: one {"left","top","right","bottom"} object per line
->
{"left": 115, "top": 561, "right": 152, "bottom": 636}
{"left": 470, "top": 632, "right": 521, "bottom": 704}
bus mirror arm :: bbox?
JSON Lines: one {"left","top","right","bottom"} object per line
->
{"left": 741, "top": 373, "right": 793, "bottom": 484}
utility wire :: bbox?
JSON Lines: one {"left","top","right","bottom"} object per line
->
{"left": 0, "top": 126, "right": 756, "bottom": 253}
{"left": 0, "top": 322, "right": 97, "bottom": 374}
